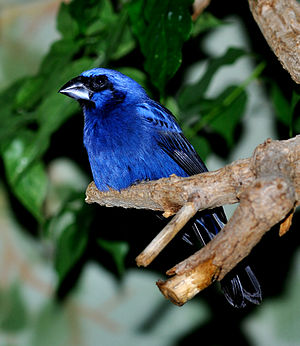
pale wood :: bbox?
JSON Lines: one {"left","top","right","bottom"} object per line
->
{"left": 192, "top": 0, "right": 211, "bottom": 21}
{"left": 86, "top": 136, "right": 300, "bottom": 305}
{"left": 86, "top": 136, "right": 300, "bottom": 213}
{"left": 136, "top": 199, "right": 201, "bottom": 267}
{"left": 159, "top": 138, "right": 298, "bottom": 305}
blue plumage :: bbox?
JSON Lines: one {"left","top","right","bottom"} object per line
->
{"left": 59, "top": 68, "right": 262, "bottom": 308}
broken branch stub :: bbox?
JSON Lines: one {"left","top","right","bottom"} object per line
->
{"left": 85, "top": 136, "right": 300, "bottom": 306}
{"left": 136, "top": 197, "right": 202, "bottom": 267}
{"left": 157, "top": 138, "right": 298, "bottom": 305}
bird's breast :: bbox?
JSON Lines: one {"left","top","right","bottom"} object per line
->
{"left": 83, "top": 112, "right": 187, "bottom": 191}
{"left": 83, "top": 117, "right": 154, "bottom": 191}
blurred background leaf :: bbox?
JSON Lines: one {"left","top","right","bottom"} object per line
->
{"left": 97, "top": 238, "right": 129, "bottom": 275}
{"left": 0, "top": 0, "right": 299, "bottom": 345}
{"left": 128, "top": 0, "right": 193, "bottom": 93}
{"left": 0, "top": 283, "right": 28, "bottom": 332}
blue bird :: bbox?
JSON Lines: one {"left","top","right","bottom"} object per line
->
{"left": 59, "top": 68, "right": 262, "bottom": 308}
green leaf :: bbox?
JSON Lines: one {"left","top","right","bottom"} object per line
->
{"left": 0, "top": 79, "right": 37, "bottom": 146}
{"left": 39, "top": 39, "right": 82, "bottom": 76}
{"left": 32, "top": 302, "right": 69, "bottom": 346}
{"left": 15, "top": 57, "right": 96, "bottom": 169}
{"left": 57, "top": 0, "right": 133, "bottom": 63}
{"left": 270, "top": 83, "right": 291, "bottom": 126}
{"left": 0, "top": 0, "right": 117, "bottom": 221}
{"left": 208, "top": 86, "right": 247, "bottom": 147}
{"left": 271, "top": 84, "right": 300, "bottom": 136}
{"left": 56, "top": 2, "right": 79, "bottom": 39}
{"left": 55, "top": 223, "right": 88, "bottom": 282}
{"left": 291, "top": 90, "right": 300, "bottom": 110}
{"left": 110, "top": 29, "right": 136, "bottom": 61}
{"left": 15, "top": 77, "right": 45, "bottom": 111}
{"left": 98, "top": 238, "right": 129, "bottom": 275}
{"left": 2, "top": 131, "right": 47, "bottom": 221}
{"left": 15, "top": 162, "right": 47, "bottom": 222}
{"left": 191, "top": 12, "right": 224, "bottom": 37}
{"left": 294, "top": 112, "right": 300, "bottom": 134}
{"left": 68, "top": 0, "right": 107, "bottom": 36}
{"left": 2, "top": 131, "right": 41, "bottom": 183}
{"left": 108, "top": 14, "right": 136, "bottom": 61}
{"left": 128, "top": 0, "right": 193, "bottom": 93}
{"left": 291, "top": 90, "right": 300, "bottom": 136}
{"left": 55, "top": 198, "right": 92, "bottom": 283}
{"left": 0, "top": 284, "right": 28, "bottom": 332}
{"left": 178, "top": 47, "right": 246, "bottom": 111}
{"left": 189, "top": 136, "right": 211, "bottom": 160}
{"left": 37, "top": 57, "right": 96, "bottom": 129}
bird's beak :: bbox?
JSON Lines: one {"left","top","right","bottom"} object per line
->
{"left": 58, "top": 77, "right": 91, "bottom": 101}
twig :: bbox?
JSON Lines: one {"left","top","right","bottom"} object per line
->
{"left": 192, "top": 0, "right": 211, "bottom": 21}
{"left": 86, "top": 136, "right": 300, "bottom": 305}
{"left": 157, "top": 138, "right": 298, "bottom": 304}
{"left": 136, "top": 197, "right": 201, "bottom": 267}
{"left": 158, "top": 177, "right": 295, "bottom": 305}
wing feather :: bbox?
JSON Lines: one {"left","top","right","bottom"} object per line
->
{"left": 137, "top": 100, "right": 261, "bottom": 307}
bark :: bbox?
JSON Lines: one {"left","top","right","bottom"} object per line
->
{"left": 86, "top": 136, "right": 300, "bottom": 305}
{"left": 192, "top": 0, "right": 211, "bottom": 21}
{"left": 248, "top": 0, "right": 300, "bottom": 83}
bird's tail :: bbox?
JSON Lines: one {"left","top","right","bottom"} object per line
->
{"left": 220, "top": 264, "right": 262, "bottom": 308}
{"left": 182, "top": 208, "right": 262, "bottom": 308}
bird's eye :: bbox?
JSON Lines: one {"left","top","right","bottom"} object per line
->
{"left": 89, "top": 75, "right": 109, "bottom": 92}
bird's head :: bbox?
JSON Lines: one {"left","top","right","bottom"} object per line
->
{"left": 59, "top": 68, "right": 147, "bottom": 109}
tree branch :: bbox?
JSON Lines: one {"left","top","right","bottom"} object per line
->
{"left": 192, "top": 0, "right": 211, "bottom": 21}
{"left": 248, "top": 0, "right": 300, "bottom": 83}
{"left": 86, "top": 136, "right": 300, "bottom": 305}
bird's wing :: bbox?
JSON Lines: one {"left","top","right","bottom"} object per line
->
{"left": 137, "top": 101, "right": 227, "bottom": 224}
{"left": 137, "top": 101, "right": 207, "bottom": 176}
{"left": 137, "top": 102, "right": 182, "bottom": 132}
{"left": 137, "top": 101, "right": 261, "bottom": 308}
{"left": 156, "top": 130, "right": 208, "bottom": 176}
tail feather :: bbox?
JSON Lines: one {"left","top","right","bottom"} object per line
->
{"left": 221, "top": 265, "right": 262, "bottom": 308}
{"left": 182, "top": 208, "right": 262, "bottom": 307}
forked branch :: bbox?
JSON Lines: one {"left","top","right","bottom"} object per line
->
{"left": 86, "top": 136, "right": 300, "bottom": 305}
